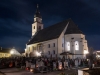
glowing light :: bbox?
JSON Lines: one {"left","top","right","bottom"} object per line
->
{"left": 84, "top": 50, "right": 89, "bottom": 54}
{"left": 26, "top": 67, "right": 30, "bottom": 70}
{"left": 30, "top": 69, "right": 34, "bottom": 72}
{"left": 59, "top": 65, "right": 62, "bottom": 70}
{"left": 36, "top": 51, "right": 41, "bottom": 56}
{"left": 36, "top": 65, "right": 38, "bottom": 68}
{"left": 97, "top": 55, "right": 100, "bottom": 57}
{"left": 10, "top": 51, "right": 14, "bottom": 54}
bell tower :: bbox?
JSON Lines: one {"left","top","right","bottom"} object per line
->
{"left": 32, "top": 4, "right": 43, "bottom": 36}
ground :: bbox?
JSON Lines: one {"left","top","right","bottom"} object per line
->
{"left": 0, "top": 68, "right": 78, "bottom": 75}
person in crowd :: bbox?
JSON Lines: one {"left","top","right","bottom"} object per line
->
{"left": 67, "top": 58, "right": 70, "bottom": 70}
{"left": 75, "top": 58, "right": 79, "bottom": 68}
{"left": 39, "top": 59, "right": 44, "bottom": 72}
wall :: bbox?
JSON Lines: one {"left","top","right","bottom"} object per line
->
{"left": 43, "top": 39, "right": 57, "bottom": 57}
{"left": 64, "top": 34, "right": 88, "bottom": 59}
{"left": 26, "top": 39, "right": 58, "bottom": 57}
{"left": 0, "top": 53, "right": 11, "bottom": 58}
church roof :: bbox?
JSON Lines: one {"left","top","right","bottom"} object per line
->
{"left": 65, "top": 19, "right": 83, "bottom": 34}
{"left": 27, "top": 19, "right": 83, "bottom": 45}
{"left": 34, "top": 4, "right": 42, "bottom": 18}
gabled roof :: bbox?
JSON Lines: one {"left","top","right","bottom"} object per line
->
{"left": 0, "top": 48, "right": 11, "bottom": 53}
{"left": 65, "top": 19, "right": 83, "bottom": 34}
{"left": 27, "top": 19, "right": 70, "bottom": 45}
{"left": 27, "top": 18, "right": 83, "bottom": 45}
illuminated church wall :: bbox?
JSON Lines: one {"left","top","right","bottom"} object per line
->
{"left": 65, "top": 34, "right": 88, "bottom": 59}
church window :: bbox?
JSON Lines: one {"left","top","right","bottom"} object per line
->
{"left": 48, "top": 51, "right": 50, "bottom": 55}
{"left": 32, "top": 46, "right": 34, "bottom": 50}
{"left": 67, "top": 42, "right": 70, "bottom": 51}
{"left": 48, "top": 44, "right": 50, "bottom": 48}
{"left": 53, "top": 43, "right": 55, "bottom": 47}
{"left": 53, "top": 50, "right": 55, "bottom": 54}
{"left": 39, "top": 26, "right": 41, "bottom": 30}
{"left": 34, "top": 26, "right": 35, "bottom": 29}
{"left": 75, "top": 41, "right": 79, "bottom": 50}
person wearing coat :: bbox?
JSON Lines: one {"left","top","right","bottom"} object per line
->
{"left": 75, "top": 59, "right": 79, "bottom": 68}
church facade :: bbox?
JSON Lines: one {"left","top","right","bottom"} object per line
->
{"left": 25, "top": 5, "right": 89, "bottom": 59}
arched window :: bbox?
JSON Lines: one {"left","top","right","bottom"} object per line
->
{"left": 75, "top": 41, "right": 79, "bottom": 50}
{"left": 34, "top": 26, "right": 35, "bottom": 29}
{"left": 67, "top": 42, "right": 70, "bottom": 51}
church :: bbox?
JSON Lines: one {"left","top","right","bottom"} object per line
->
{"left": 25, "top": 5, "right": 89, "bottom": 59}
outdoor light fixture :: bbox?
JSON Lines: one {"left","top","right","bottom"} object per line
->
{"left": 10, "top": 51, "right": 14, "bottom": 54}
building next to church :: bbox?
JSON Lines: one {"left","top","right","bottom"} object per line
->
{"left": 25, "top": 5, "right": 89, "bottom": 59}
{"left": 0, "top": 47, "right": 21, "bottom": 58}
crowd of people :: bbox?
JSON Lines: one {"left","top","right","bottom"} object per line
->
{"left": 0, "top": 57, "right": 100, "bottom": 72}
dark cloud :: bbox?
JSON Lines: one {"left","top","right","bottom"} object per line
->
{"left": 0, "top": 0, "right": 100, "bottom": 50}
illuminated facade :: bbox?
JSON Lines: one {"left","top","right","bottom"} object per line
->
{"left": 0, "top": 47, "right": 20, "bottom": 58}
{"left": 25, "top": 5, "right": 89, "bottom": 59}
{"left": 75, "top": 41, "right": 79, "bottom": 50}
{"left": 66, "top": 42, "right": 70, "bottom": 51}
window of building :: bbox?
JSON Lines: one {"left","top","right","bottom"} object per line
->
{"left": 48, "top": 44, "right": 50, "bottom": 48}
{"left": 34, "top": 26, "right": 35, "bottom": 29}
{"left": 48, "top": 51, "right": 50, "bottom": 55}
{"left": 75, "top": 41, "right": 79, "bottom": 50}
{"left": 62, "top": 43, "right": 64, "bottom": 47}
{"left": 53, "top": 43, "right": 55, "bottom": 47}
{"left": 32, "top": 46, "right": 34, "bottom": 50}
{"left": 5, "top": 54, "right": 8, "bottom": 56}
{"left": 53, "top": 50, "right": 55, "bottom": 54}
{"left": 39, "top": 46, "right": 41, "bottom": 50}
{"left": 4, "top": 54, "right": 5, "bottom": 56}
{"left": 39, "top": 26, "right": 41, "bottom": 30}
{"left": 67, "top": 42, "right": 70, "bottom": 51}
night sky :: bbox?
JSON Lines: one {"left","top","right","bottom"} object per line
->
{"left": 0, "top": 0, "right": 100, "bottom": 52}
